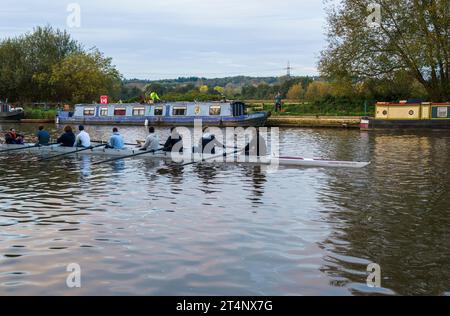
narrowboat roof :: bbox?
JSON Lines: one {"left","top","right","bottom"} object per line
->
{"left": 74, "top": 101, "right": 242, "bottom": 107}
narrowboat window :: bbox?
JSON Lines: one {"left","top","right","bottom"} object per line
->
{"left": 437, "top": 107, "right": 448, "bottom": 118}
{"left": 172, "top": 106, "right": 187, "bottom": 116}
{"left": 132, "top": 107, "right": 145, "bottom": 116}
{"left": 209, "top": 105, "right": 221, "bottom": 115}
{"left": 114, "top": 108, "right": 126, "bottom": 116}
{"left": 83, "top": 107, "right": 95, "bottom": 116}
{"left": 100, "top": 107, "right": 108, "bottom": 116}
{"left": 154, "top": 107, "right": 163, "bottom": 116}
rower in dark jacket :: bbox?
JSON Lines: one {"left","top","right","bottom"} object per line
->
{"left": 36, "top": 126, "right": 50, "bottom": 145}
{"left": 5, "top": 129, "right": 24, "bottom": 144}
{"left": 199, "top": 126, "right": 225, "bottom": 155}
{"left": 163, "top": 127, "right": 183, "bottom": 153}
{"left": 57, "top": 125, "right": 76, "bottom": 147}
{"left": 244, "top": 129, "right": 268, "bottom": 156}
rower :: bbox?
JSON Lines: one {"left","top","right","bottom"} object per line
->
{"left": 57, "top": 125, "right": 76, "bottom": 147}
{"left": 140, "top": 126, "right": 160, "bottom": 151}
{"left": 74, "top": 125, "right": 91, "bottom": 148}
{"left": 199, "top": 126, "right": 224, "bottom": 155}
{"left": 106, "top": 127, "right": 125, "bottom": 150}
{"left": 244, "top": 128, "right": 268, "bottom": 156}
{"left": 5, "top": 129, "right": 24, "bottom": 145}
{"left": 36, "top": 126, "right": 50, "bottom": 145}
{"left": 163, "top": 127, "right": 183, "bottom": 153}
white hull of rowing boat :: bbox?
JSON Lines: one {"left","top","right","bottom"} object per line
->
{"left": 0, "top": 144, "right": 370, "bottom": 168}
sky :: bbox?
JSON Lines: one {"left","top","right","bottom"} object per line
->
{"left": 0, "top": 0, "right": 329, "bottom": 79}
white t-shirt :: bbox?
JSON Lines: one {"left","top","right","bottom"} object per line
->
{"left": 74, "top": 130, "right": 91, "bottom": 148}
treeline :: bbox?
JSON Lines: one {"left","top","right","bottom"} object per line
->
{"left": 1, "top": 25, "right": 437, "bottom": 115}
{"left": 121, "top": 71, "right": 429, "bottom": 112}
{"left": 0, "top": 26, "right": 121, "bottom": 104}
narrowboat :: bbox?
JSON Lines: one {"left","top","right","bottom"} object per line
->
{"left": 0, "top": 103, "right": 25, "bottom": 121}
{"left": 360, "top": 102, "right": 450, "bottom": 129}
{"left": 56, "top": 101, "right": 269, "bottom": 127}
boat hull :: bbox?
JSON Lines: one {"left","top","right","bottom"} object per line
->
{"left": 58, "top": 114, "right": 268, "bottom": 127}
{"left": 0, "top": 144, "right": 370, "bottom": 168}
{"left": 0, "top": 110, "right": 25, "bottom": 121}
{"left": 363, "top": 118, "right": 450, "bottom": 129}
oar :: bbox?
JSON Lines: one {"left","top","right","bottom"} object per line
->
{"left": 91, "top": 140, "right": 139, "bottom": 147}
{"left": 160, "top": 148, "right": 241, "bottom": 172}
{"left": 39, "top": 144, "right": 106, "bottom": 161}
{"left": 92, "top": 147, "right": 166, "bottom": 165}
{"left": 0, "top": 143, "right": 40, "bottom": 154}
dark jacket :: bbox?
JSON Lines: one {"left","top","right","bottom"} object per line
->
{"left": 163, "top": 135, "right": 183, "bottom": 152}
{"left": 37, "top": 130, "right": 50, "bottom": 145}
{"left": 245, "top": 134, "right": 267, "bottom": 156}
{"left": 199, "top": 134, "right": 222, "bottom": 155}
{"left": 57, "top": 132, "right": 76, "bottom": 147}
{"left": 5, "top": 132, "right": 23, "bottom": 144}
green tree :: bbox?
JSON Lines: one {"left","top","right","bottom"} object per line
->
{"left": 50, "top": 50, "right": 121, "bottom": 103}
{"left": 305, "top": 81, "right": 332, "bottom": 101}
{"left": 286, "top": 83, "right": 304, "bottom": 100}
{"left": 319, "top": 0, "right": 450, "bottom": 101}
{"left": 0, "top": 39, "right": 28, "bottom": 101}
{"left": 213, "top": 86, "right": 224, "bottom": 95}
{"left": 24, "top": 26, "right": 82, "bottom": 100}
{"left": 199, "top": 85, "right": 209, "bottom": 94}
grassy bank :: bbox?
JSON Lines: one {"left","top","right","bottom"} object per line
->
{"left": 246, "top": 97, "right": 375, "bottom": 116}
{"left": 24, "top": 107, "right": 58, "bottom": 120}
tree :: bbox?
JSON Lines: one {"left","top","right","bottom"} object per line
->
{"left": 213, "top": 86, "right": 224, "bottom": 95}
{"left": 144, "top": 83, "right": 166, "bottom": 97}
{"left": 50, "top": 50, "right": 121, "bottom": 103}
{"left": 199, "top": 85, "right": 209, "bottom": 94}
{"left": 0, "top": 39, "right": 28, "bottom": 101}
{"left": 24, "top": 26, "right": 82, "bottom": 101}
{"left": 320, "top": 0, "right": 450, "bottom": 101}
{"left": 305, "top": 81, "right": 332, "bottom": 101}
{"left": 286, "top": 84, "right": 304, "bottom": 100}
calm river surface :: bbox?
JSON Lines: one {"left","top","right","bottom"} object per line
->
{"left": 0, "top": 123, "right": 449, "bottom": 296}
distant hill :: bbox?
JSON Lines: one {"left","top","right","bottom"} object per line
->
{"left": 122, "top": 76, "right": 320, "bottom": 90}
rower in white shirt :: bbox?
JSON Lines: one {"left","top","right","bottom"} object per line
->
{"left": 74, "top": 125, "right": 91, "bottom": 148}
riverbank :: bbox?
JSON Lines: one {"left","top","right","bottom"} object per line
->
{"left": 20, "top": 119, "right": 55, "bottom": 123}
{"left": 16, "top": 116, "right": 362, "bottom": 128}
{"left": 267, "top": 115, "right": 361, "bottom": 128}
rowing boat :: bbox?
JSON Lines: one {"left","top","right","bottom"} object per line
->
{"left": 0, "top": 144, "right": 371, "bottom": 168}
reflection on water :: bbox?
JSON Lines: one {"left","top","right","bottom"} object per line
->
{"left": 0, "top": 123, "right": 449, "bottom": 295}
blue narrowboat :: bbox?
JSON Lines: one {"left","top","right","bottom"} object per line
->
{"left": 56, "top": 101, "right": 269, "bottom": 127}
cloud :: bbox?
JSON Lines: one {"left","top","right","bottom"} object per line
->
{"left": 0, "top": 0, "right": 327, "bottom": 79}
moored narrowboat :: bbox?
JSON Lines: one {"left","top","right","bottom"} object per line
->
{"left": 0, "top": 102, "right": 25, "bottom": 121}
{"left": 57, "top": 101, "right": 269, "bottom": 127}
{"left": 360, "top": 101, "right": 450, "bottom": 129}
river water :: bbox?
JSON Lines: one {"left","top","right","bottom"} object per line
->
{"left": 0, "top": 123, "right": 449, "bottom": 296}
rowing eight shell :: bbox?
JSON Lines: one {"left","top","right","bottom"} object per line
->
{"left": 0, "top": 144, "right": 370, "bottom": 168}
